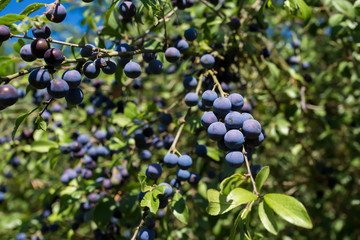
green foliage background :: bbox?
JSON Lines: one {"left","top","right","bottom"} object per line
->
{"left": 0, "top": 0, "right": 359, "bottom": 239}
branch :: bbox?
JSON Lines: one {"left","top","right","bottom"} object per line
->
{"left": 131, "top": 7, "right": 178, "bottom": 44}
{"left": 242, "top": 145, "right": 259, "bottom": 196}
{"left": 130, "top": 208, "right": 149, "bottom": 240}
{"left": 167, "top": 73, "right": 204, "bottom": 154}
{"left": 199, "top": 0, "right": 225, "bottom": 19}
{"left": 0, "top": 48, "right": 164, "bottom": 83}
{"left": 10, "top": 34, "right": 112, "bottom": 53}
{"left": 208, "top": 70, "right": 226, "bottom": 97}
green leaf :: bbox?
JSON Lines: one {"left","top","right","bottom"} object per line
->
{"left": 206, "top": 146, "right": 220, "bottom": 162}
{"left": 140, "top": 191, "right": 159, "bottom": 214}
{"left": 138, "top": 174, "right": 147, "bottom": 192}
{"left": 229, "top": 210, "right": 245, "bottom": 240}
{"left": 207, "top": 188, "right": 258, "bottom": 216}
{"left": 93, "top": 197, "right": 115, "bottom": 229}
{"left": 35, "top": 116, "right": 47, "bottom": 131}
{"left": 295, "top": 0, "right": 311, "bottom": 25}
{"left": 258, "top": 201, "right": 278, "bottom": 235}
{"left": 220, "top": 173, "right": 246, "bottom": 195}
{"left": 0, "top": 0, "right": 11, "bottom": 11}
{"left": 20, "top": 3, "right": 46, "bottom": 16}
{"left": 329, "top": 14, "right": 344, "bottom": 27}
{"left": 332, "top": 0, "right": 355, "bottom": 18}
{"left": 31, "top": 140, "right": 59, "bottom": 153}
{"left": 112, "top": 113, "right": 132, "bottom": 127}
{"left": 265, "top": 61, "right": 280, "bottom": 78}
{"left": 12, "top": 106, "right": 39, "bottom": 140}
{"left": 0, "top": 14, "right": 26, "bottom": 25}
{"left": 264, "top": 193, "right": 313, "bottom": 229}
{"left": 171, "top": 192, "right": 189, "bottom": 224}
{"left": 255, "top": 166, "right": 270, "bottom": 191}
{"left": 124, "top": 102, "right": 139, "bottom": 119}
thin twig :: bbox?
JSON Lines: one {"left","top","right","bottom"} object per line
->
{"left": 208, "top": 70, "right": 226, "bottom": 97}
{"left": 131, "top": 7, "right": 178, "bottom": 44}
{"left": 130, "top": 208, "right": 149, "bottom": 240}
{"left": 10, "top": 34, "right": 112, "bottom": 53}
{"left": 242, "top": 145, "right": 259, "bottom": 196}
{"left": 199, "top": 0, "right": 225, "bottom": 19}
{"left": 0, "top": 49, "right": 163, "bottom": 83}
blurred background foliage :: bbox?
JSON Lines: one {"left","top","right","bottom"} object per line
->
{"left": 0, "top": 0, "right": 359, "bottom": 239}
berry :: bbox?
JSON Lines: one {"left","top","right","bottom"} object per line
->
{"left": 46, "top": 4, "right": 67, "bottom": 23}
{"left": 47, "top": 79, "right": 69, "bottom": 98}
{"left": 16, "top": 233, "right": 27, "bottom": 240}
{"left": 242, "top": 119, "right": 261, "bottom": 139}
{"left": 200, "top": 54, "right": 215, "bottom": 69}
{"left": 87, "top": 193, "right": 100, "bottom": 203}
{"left": 228, "top": 17, "right": 241, "bottom": 30}
{"left": 158, "top": 182, "right": 173, "bottom": 198}
{"left": 198, "top": 100, "right": 212, "bottom": 111}
{"left": 124, "top": 61, "right": 141, "bottom": 78}
{"left": 140, "top": 150, "right": 152, "bottom": 161}
{"left": 83, "top": 61, "right": 100, "bottom": 79}
{"left": 95, "top": 58, "right": 106, "bottom": 68}
{"left": 102, "top": 59, "right": 117, "bottom": 74}
{"left": 184, "top": 28, "right": 197, "bottom": 41}
{"left": 32, "top": 23, "right": 51, "bottom": 38}
{"left": 178, "top": 154, "right": 192, "bottom": 169}
{"left": 241, "top": 101, "right": 252, "bottom": 113}
{"left": 0, "top": 25, "right": 10, "bottom": 42}
{"left": 138, "top": 228, "right": 155, "bottom": 240}
{"left": 261, "top": 48, "right": 271, "bottom": 58}
{"left": 183, "top": 76, "right": 197, "bottom": 90}
{"left": 184, "top": 92, "right": 199, "bottom": 107}
{"left": 175, "top": 39, "right": 189, "bottom": 53}
{"left": 0, "top": 85, "right": 18, "bottom": 108}
{"left": 213, "top": 97, "right": 232, "bottom": 117}
{"left": 148, "top": 59, "right": 163, "bottom": 74}
{"left": 207, "top": 122, "right": 227, "bottom": 141}
{"left": 201, "top": 111, "right": 218, "bottom": 128}
{"left": 250, "top": 165, "right": 263, "bottom": 177}
{"left": 201, "top": 90, "right": 217, "bottom": 106}
{"left": 163, "top": 153, "right": 178, "bottom": 168}
{"left": 145, "top": 218, "right": 155, "bottom": 229}
{"left": 224, "top": 130, "right": 245, "bottom": 149}
{"left": 119, "top": 1, "right": 136, "bottom": 19}
{"left": 176, "top": 169, "right": 191, "bottom": 181}
{"left": 143, "top": 52, "right": 157, "bottom": 62}
{"left": 31, "top": 38, "right": 50, "bottom": 58}
{"left": 165, "top": 47, "right": 181, "bottom": 63}
{"left": 28, "top": 69, "right": 51, "bottom": 89}
{"left": 302, "top": 61, "right": 310, "bottom": 70}
{"left": 80, "top": 44, "right": 96, "bottom": 57}
{"left": 195, "top": 145, "right": 207, "bottom": 157}
{"left": 65, "top": 88, "right": 84, "bottom": 105}
{"left": 225, "top": 151, "right": 244, "bottom": 168}
{"left": 20, "top": 44, "right": 36, "bottom": 62}
{"left": 62, "top": 70, "right": 82, "bottom": 88}
{"left": 146, "top": 163, "right": 162, "bottom": 180}
{"left": 228, "top": 93, "right": 244, "bottom": 111}
{"left": 188, "top": 173, "right": 200, "bottom": 184}
{"left": 246, "top": 132, "right": 264, "bottom": 146}
{"left": 44, "top": 48, "right": 64, "bottom": 66}
{"left": 292, "top": 39, "right": 301, "bottom": 48}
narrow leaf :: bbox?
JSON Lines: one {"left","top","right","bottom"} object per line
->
{"left": 229, "top": 210, "right": 245, "bottom": 240}
{"left": 258, "top": 201, "right": 278, "bottom": 235}
{"left": 264, "top": 193, "right": 313, "bottom": 229}
{"left": 207, "top": 188, "right": 257, "bottom": 216}
{"left": 0, "top": 14, "right": 26, "bottom": 25}
{"left": 295, "top": 0, "right": 312, "bottom": 25}
{"left": 12, "top": 106, "right": 39, "bottom": 140}
{"left": 220, "top": 173, "right": 246, "bottom": 195}
{"left": 20, "top": 3, "right": 46, "bottom": 16}
{"left": 255, "top": 166, "right": 270, "bottom": 191}
{"left": 0, "top": 0, "right": 11, "bottom": 11}
{"left": 171, "top": 192, "right": 189, "bottom": 224}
